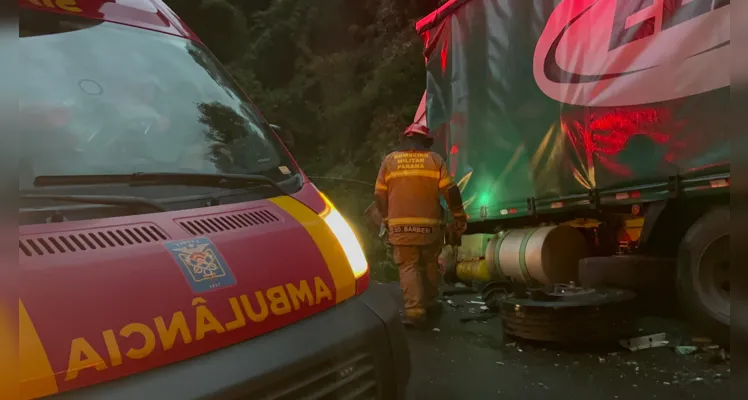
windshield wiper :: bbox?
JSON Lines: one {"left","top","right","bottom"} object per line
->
{"left": 33, "top": 172, "right": 287, "bottom": 196}
{"left": 20, "top": 194, "right": 167, "bottom": 212}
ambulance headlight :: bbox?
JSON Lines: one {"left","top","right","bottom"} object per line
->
{"left": 317, "top": 192, "right": 368, "bottom": 279}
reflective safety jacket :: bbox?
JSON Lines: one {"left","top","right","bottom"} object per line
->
{"left": 374, "top": 145, "right": 466, "bottom": 246}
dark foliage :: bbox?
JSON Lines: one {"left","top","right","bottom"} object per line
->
{"left": 165, "top": 0, "right": 441, "bottom": 279}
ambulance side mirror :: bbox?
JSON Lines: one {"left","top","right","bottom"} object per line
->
{"left": 270, "top": 124, "right": 295, "bottom": 149}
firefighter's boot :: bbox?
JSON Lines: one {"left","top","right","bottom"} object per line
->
{"left": 400, "top": 308, "right": 428, "bottom": 330}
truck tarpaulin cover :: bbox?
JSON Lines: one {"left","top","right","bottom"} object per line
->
{"left": 416, "top": 0, "right": 730, "bottom": 220}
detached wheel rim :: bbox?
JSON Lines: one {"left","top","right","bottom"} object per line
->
{"left": 696, "top": 234, "right": 730, "bottom": 325}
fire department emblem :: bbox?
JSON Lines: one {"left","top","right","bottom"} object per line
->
{"left": 165, "top": 237, "right": 236, "bottom": 293}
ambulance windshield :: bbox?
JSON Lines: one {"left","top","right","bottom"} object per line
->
{"left": 18, "top": 9, "right": 296, "bottom": 190}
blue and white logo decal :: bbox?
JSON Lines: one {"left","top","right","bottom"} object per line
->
{"left": 165, "top": 237, "right": 236, "bottom": 293}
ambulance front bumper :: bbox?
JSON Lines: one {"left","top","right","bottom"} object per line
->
{"left": 48, "top": 283, "right": 411, "bottom": 400}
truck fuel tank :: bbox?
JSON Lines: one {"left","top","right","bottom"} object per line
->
{"left": 454, "top": 226, "right": 588, "bottom": 286}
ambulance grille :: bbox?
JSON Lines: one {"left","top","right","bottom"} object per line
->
{"left": 19, "top": 224, "right": 168, "bottom": 257}
{"left": 177, "top": 209, "right": 280, "bottom": 236}
{"left": 248, "top": 350, "right": 379, "bottom": 400}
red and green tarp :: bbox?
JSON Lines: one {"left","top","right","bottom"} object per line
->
{"left": 414, "top": 0, "right": 730, "bottom": 220}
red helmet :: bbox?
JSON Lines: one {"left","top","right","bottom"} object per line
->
{"left": 403, "top": 123, "right": 431, "bottom": 138}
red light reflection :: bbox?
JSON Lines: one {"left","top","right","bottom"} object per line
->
{"left": 563, "top": 107, "right": 686, "bottom": 177}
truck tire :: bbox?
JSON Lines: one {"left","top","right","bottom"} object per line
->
{"left": 578, "top": 255, "right": 677, "bottom": 314}
{"left": 676, "top": 207, "right": 730, "bottom": 346}
{"left": 499, "top": 288, "right": 637, "bottom": 344}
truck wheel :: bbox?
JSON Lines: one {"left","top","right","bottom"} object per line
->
{"left": 676, "top": 207, "right": 730, "bottom": 346}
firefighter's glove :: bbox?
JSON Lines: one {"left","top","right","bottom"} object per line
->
{"left": 378, "top": 222, "right": 387, "bottom": 240}
{"left": 449, "top": 219, "right": 467, "bottom": 236}
{"left": 445, "top": 219, "right": 467, "bottom": 246}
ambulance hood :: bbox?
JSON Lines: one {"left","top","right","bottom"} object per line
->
{"left": 18, "top": 187, "right": 356, "bottom": 397}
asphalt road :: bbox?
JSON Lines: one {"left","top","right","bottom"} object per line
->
{"left": 376, "top": 283, "right": 731, "bottom": 400}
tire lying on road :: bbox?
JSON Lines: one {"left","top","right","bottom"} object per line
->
{"left": 499, "top": 288, "right": 638, "bottom": 344}
{"left": 676, "top": 207, "right": 730, "bottom": 347}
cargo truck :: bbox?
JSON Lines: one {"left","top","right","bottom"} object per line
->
{"left": 414, "top": 0, "right": 730, "bottom": 343}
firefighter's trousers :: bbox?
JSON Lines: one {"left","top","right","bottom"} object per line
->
{"left": 392, "top": 243, "right": 442, "bottom": 318}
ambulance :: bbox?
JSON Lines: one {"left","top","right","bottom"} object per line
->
{"left": 15, "top": 0, "right": 410, "bottom": 398}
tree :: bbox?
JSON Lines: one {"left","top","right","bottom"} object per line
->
{"left": 164, "top": 0, "right": 434, "bottom": 279}
{"left": 168, "top": 0, "right": 248, "bottom": 64}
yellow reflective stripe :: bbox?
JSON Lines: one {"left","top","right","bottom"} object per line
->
{"left": 384, "top": 170, "right": 440, "bottom": 181}
{"left": 19, "top": 300, "right": 59, "bottom": 399}
{"left": 374, "top": 182, "right": 388, "bottom": 192}
{"left": 389, "top": 217, "right": 442, "bottom": 226}
{"left": 270, "top": 196, "right": 356, "bottom": 304}
{"left": 438, "top": 176, "right": 455, "bottom": 189}
{"left": 0, "top": 303, "right": 19, "bottom": 400}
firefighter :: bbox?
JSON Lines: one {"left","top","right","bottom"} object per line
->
{"left": 374, "top": 123, "right": 467, "bottom": 328}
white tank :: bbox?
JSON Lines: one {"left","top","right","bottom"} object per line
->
{"left": 485, "top": 225, "right": 588, "bottom": 285}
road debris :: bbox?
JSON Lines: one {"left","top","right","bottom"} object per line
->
{"left": 620, "top": 332, "right": 669, "bottom": 351}
{"left": 707, "top": 348, "right": 730, "bottom": 364}
{"left": 675, "top": 345, "right": 698, "bottom": 355}
{"left": 459, "top": 313, "right": 500, "bottom": 323}
{"left": 691, "top": 336, "right": 712, "bottom": 345}
{"left": 397, "top": 282, "right": 728, "bottom": 399}
{"left": 432, "top": 328, "right": 441, "bottom": 332}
